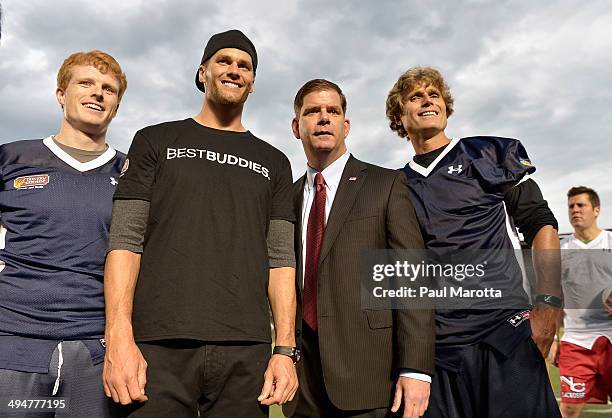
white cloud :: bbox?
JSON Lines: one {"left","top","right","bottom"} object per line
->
{"left": 1, "top": 0, "right": 611, "bottom": 232}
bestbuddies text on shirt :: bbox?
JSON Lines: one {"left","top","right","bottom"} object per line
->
{"left": 166, "top": 147, "right": 271, "bottom": 180}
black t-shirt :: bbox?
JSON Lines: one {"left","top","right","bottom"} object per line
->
{"left": 114, "top": 118, "right": 295, "bottom": 343}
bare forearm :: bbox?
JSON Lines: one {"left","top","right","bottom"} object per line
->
{"left": 531, "top": 225, "right": 562, "bottom": 298}
{"left": 530, "top": 225, "right": 562, "bottom": 357}
{"left": 268, "top": 267, "right": 297, "bottom": 347}
{"left": 103, "top": 250, "right": 150, "bottom": 404}
{"left": 104, "top": 249, "right": 141, "bottom": 340}
{"left": 260, "top": 267, "right": 299, "bottom": 406}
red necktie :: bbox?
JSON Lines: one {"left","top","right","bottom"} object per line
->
{"left": 303, "top": 173, "right": 326, "bottom": 331}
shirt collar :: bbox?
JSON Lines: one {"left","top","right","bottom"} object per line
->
{"left": 306, "top": 151, "right": 350, "bottom": 193}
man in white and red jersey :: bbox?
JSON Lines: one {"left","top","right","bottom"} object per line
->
{"left": 551, "top": 186, "right": 612, "bottom": 417}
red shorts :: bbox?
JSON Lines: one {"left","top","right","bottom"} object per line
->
{"left": 559, "top": 336, "right": 612, "bottom": 404}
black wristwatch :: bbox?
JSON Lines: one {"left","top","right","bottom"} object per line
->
{"left": 534, "top": 294, "right": 563, "bottom": 309}
{"left": 273, "top": 346, "right": 301, "bottom": 364}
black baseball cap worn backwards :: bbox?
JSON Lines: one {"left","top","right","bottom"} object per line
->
{"left": 195, "top": 29, "right": 258, "bottom": 92}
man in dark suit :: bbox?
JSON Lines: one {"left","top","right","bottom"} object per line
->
{"left": 283, "top": 79, "right": 435, "bottom": 418}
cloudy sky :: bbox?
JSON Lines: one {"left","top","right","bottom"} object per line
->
{"left": 1, "top": 0, "right": 611, "bottom": 233}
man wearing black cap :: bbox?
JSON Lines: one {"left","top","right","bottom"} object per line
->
{"left": 103, "top": 29, "right": 298, "bottom": 417}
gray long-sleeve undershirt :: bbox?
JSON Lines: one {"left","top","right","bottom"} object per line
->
{"left": 107, "top": 199, "right": 295, "bottom": 268}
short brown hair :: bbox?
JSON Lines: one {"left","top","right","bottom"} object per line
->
{"left": 57, "top": 50, "right": 128, "bottom": 100}
{"left": 386, "top": 66, "right": 454, "bottom": 139}
{"left": 293, "top": 79, "right": 346, "bottom": 116}
{"left": 567, "top": 186, "right": 600, "bottom": 208}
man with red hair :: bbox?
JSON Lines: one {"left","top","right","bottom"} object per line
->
{"left": 0, "top": 50, "right": 127, "bottom": 417}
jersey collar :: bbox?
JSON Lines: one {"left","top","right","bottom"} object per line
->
{"left": 43, "top": 136, "right": 117, "bottom": 172}
{"left": 570, "top": 230, "right": 608, "bottom": 249}
{"left": 408, "top": 138, "right": 460, "bottom": 177}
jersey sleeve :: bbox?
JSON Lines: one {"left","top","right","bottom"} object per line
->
{"left": 504, "top": 178, "right": 558, "bottom": 246}
{"left": 472, "top": 138, "right": 536, "bottom": 193}
{"left": 270, "top": 152, "right": 296, "bottom": 223}
{"left": 114, "top": 129, "right": 159, "bottom": 201}
{"left": 0, "top": 146, "right": 5, "bottom": 221}
{"left": 0, "top": 145, "right": 5, "bottom": 183}
{"left": 559, "top": 236, "right": 570, "bottom": 249}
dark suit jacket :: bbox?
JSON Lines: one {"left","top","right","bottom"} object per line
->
{"left": 284, "top": 155, "right": 435, "bottom": 414}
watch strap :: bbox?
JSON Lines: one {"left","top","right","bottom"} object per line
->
{"left": 273, "top": 345, "right": 301, "bottom": 363}
{"left": 535, "top": 294, "right": 563, "bottom": 308}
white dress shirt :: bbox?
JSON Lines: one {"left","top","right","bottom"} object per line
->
{"left": 301, "top": 151, "right": 350, "bottom": 279}
{"left": 300, "top": 151, "right": 431, "bottom": 383}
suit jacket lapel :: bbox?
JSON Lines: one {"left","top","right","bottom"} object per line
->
{"left": 319, "top": 155, "right": 368, "bottom": 264}
{"left": 293, "top": 174, "right": 306, "bottom": 293}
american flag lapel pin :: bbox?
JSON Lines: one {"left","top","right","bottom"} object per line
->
{"left": 348, "top": 176, "right": 357, "bottom": 181}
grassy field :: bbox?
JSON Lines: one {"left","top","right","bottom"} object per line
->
{"left": 267, "top": 366, "right": 612, "bottom": 418}
{"left": 270, "top": 405, "right": 284, "bottom": 418}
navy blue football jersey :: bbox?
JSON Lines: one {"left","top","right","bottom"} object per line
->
{"left": 402, "top": 136, "right": 535, "bottom": 347}
{"left": 0, "top": 137, "right": 125, "bottom": 340}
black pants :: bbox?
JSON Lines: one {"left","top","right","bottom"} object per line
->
{"left": 424, "top": 337, "right": 561, "bottom": 418}
{"left": 292, "top": 324, "right": 395, "bottom": 418}
{"left": 120, "top": 340, "right": 270, "bottom": 418}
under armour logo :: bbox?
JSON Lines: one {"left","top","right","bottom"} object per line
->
{"left": 447, "top": 165, "right": 463, "bottom": 174}
{"left": 110, "top": 177, "right": 118, "bottom": 186}
{"left": 561, "top": 376, "right": 586, "bottom": 393}
{"left": 507, "top": 310, "right": 529, "bottom": 327}
{"left": 509, "top": 315, "right": 522, "bottom": 325}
